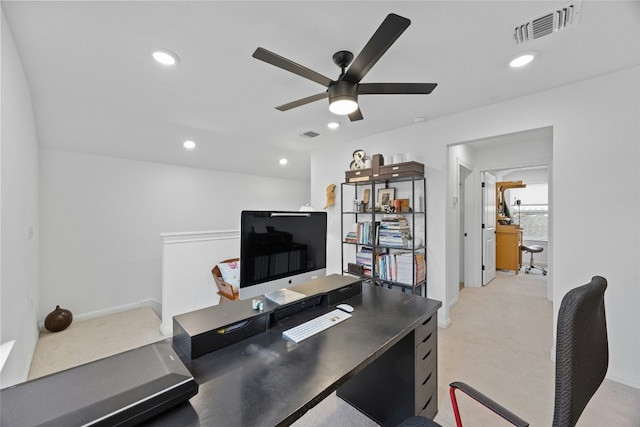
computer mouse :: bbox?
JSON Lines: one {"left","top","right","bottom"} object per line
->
{"left": 336, "top": 304, "right": 354, "bottom": 313}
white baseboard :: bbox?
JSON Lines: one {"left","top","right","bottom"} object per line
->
{"left": 39, "top": 299, "right": 163, "bottom": 330}
{"left": 607, "top": 369, "right": 640, "bottom": 389}
{"left": 448, "top": 295, "right": 459, "bottom": 308}
{"left": 159, "top": 323, "right": 172, "bottom": 336}
{"left": 438, "top": 310, "right": 451, "bottom": 328}
{"left": 141, "top": 299, "right": 162, "bottom": 318}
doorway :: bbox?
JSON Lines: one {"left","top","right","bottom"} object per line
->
{"left": 486, "top": 165, "right": 550, "bottom": 280}
{"left": 447, "top": 126, "right": 553, "bottom": 317}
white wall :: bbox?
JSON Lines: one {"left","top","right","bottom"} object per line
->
{"left": 160, "top": 230, "right": 239, "bottom": 335}
{"left": 0, "top": 11, "right": 40, "bottom": 387}
{"left": 310, "top": 66, "right": 640, "bottom": 388}
{"left": 39, "top": 149, "right": 309, "bottom": 322}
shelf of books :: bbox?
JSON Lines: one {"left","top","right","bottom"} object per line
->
{"left": 340, "top": 174, "right": 427, "bottom": 296}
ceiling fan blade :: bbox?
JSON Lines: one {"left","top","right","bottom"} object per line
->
{"left": 348, "top": 108, "right": 364, "bottom": 122}
{"left": 342, "top": 14, "right": 411, "bottom": 84}
{"left": 253, "top": 47, "right": 334, "bottom": 87}
{"left": 358, "top": 83, "right": 437, "bottom": 95}
{"left": 275, "top": 92, "right": 328, "bottom": 111}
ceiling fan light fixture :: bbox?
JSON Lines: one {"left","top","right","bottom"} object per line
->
{"left": 252, "top": 14, "right": 437, "bottom": 122}
{"left": 329, "top": 98, "right": 358, "bottom": 115}
{"left": 328, "top": 81, "right": 358, "bottom": 115}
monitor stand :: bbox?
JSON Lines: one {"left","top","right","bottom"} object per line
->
{"left": 264, "top": 288, "right": 306, "bottom": 305}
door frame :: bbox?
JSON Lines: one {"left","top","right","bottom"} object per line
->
{"left": 458, "top": 162, "right": 474, "bottom": 289}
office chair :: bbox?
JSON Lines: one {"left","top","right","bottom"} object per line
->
{"left": 449, "top": 275, "right": 608, "bottom": 427}
{"left": 521, "top": 244, "right": 547, "bottom": 275}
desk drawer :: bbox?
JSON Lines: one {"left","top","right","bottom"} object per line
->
{"left": 416, "top": 340, "right": 437, "bottom": 384}
{"left": 414, "top": 312, "right": 438, "bottom": 420}
{"left": 418, "top": 394, "right": 438, "bottom": 420}
{"left": 415, "top": 314, "right": 437, "bottom": 344}
{"left": 416, "top": 370, "right": 437, "bottom": 415}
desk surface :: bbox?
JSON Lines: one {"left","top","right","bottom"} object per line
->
{"left": 147, "top": 283, "right": 441, "bottom": 427}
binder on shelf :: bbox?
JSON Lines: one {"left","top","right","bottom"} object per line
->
{"left": 347, "top": 262, "right": 364, "bottom": 275}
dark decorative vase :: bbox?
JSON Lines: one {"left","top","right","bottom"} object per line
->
{"left": 44, "top": 305, "right": 73, "bottom": 332}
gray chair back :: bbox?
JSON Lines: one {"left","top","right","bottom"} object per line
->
{"left": 552, "top": 276, "right": 608, "bottom": 427}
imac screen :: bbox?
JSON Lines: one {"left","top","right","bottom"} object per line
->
{"left": 239, "top": 211, "right": 327, "bottom": 297}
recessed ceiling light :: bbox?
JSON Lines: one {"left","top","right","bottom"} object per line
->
{"left": 279, "top": 158, "right": 288, "bottom": 165}
{"left": 152, "top": 49, "right": 180, "bottom": 66}
{"left": 509, "top": 52, "right": 537, "bottom": 68}
{"left": 183, "top": 140, "right": 196, "bottom": 149}
{"left": 327, "top": 122, "right": 340, "bottom": 129}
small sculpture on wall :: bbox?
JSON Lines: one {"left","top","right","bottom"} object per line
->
{"left": 323, "top": 184, "right": 336, "bottom": 209}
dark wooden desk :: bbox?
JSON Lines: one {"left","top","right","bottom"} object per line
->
{"left": 148, "top": 282, "right": 441, "bottom": 427}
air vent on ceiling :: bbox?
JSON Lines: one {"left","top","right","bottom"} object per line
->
{"left": 513, "top": 0, "right": 582, "bottom": 45}
{"left": 300, "top": 131, "right": 320, "bottom": 138}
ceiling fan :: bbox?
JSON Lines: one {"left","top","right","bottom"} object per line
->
{"left": 252, "top": 13, "right": 437, "bottom": 122}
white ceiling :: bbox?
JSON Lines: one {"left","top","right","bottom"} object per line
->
{"left": 3, "top": 1, "right": 639, "bottom": 180}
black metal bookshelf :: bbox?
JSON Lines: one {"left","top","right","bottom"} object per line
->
{"left": 340, "top": 175, "right": 427, "bottom": 296}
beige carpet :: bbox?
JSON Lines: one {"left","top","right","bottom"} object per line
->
{"left": 296, "top": 272, "right": 638, "bottom": 426}
{"left": 433, "top": 271, "right": 640, "bottom": 427}
{"left": 26, "top": 276, "right": 640, "bottom": 426}
{"left": 28, "top": 307, "right": 165, "bottom": 380}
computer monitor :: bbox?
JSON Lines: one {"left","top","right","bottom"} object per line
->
{"left": 239, "top": 210, "right": 327, "bottom": 300}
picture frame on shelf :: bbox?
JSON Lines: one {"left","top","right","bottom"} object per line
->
{"left": 377, "top": 188, "right": 395, "bottom": 207}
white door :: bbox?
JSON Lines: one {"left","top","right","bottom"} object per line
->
{"left": 482, "top": 172, "right": 496, "bottom": 285}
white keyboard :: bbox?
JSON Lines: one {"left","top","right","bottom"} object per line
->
{"left": 282, "top": 309, "right": 352, "bottom": 343}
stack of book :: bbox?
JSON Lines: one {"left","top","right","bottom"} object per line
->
{"left": 375, "top": 252, "right": 426, "bottom": 284}
{"left": 344, "top": 230, "right": 358, "bottom": 243}
{"left": 395, "top": 252, "right": 426, "bottom": 284}
{"left": 356, "top": 247, "right": 373, "bottom": 276}
{"left": 377, "top": 215, "right": 411, "bottom": 248}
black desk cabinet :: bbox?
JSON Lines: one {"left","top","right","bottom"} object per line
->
{"left": 148, "top": 281, "right": 441, "bottom": 427}
{"left": 337, "top": 305, "right": 438, "bottom": 423}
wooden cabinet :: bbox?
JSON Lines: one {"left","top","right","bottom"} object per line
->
{"left": 496, "top": 224, "right": 522, "bottom": 274}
